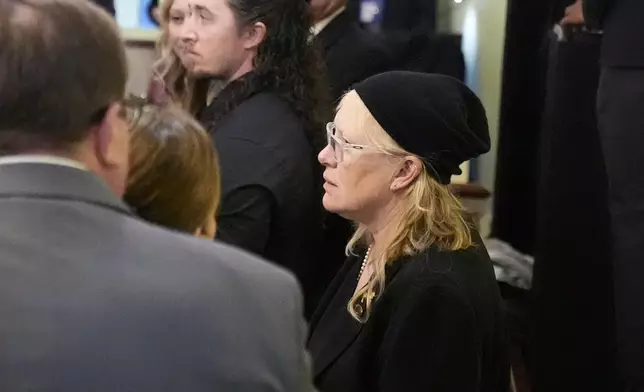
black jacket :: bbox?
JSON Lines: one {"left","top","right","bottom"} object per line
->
{"left": 315, "top": 10, "right": 392, "bottom": 103}
{"left": 199, "top": 83, "right": 324, "bottom": 316}
{"left": 308, "top": 237, "right": 509, "bottom": 392}
{"left": 584, "top": 0, "right": 644, "bottom": 66}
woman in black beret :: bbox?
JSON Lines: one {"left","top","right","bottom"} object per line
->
{"left": 308, "top": 71, "right": 509, "bottom": 392}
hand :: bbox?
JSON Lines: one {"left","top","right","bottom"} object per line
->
{"left": 561, "top": 0, "right": 585, "bottom": 26}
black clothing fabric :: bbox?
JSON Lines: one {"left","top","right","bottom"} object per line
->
{"left": 353, "top": 72, "right": 491, "bottom": 184}
{"left": 532, "top": 31, "right": 619, "bottom": 391}
{"left": 315, "top": 10, "right": 392, "bottom": 103}
{"left": 597, "top": 66, "right": 644, "bottom": 391}
{"left": 585, "top": 0, "right": 644, "bottom": 66}
{"left": 491, "top": 0, "right": 552, "bottom": 255}
{"left": 199, "top": 85, "right": 324, "bottom": 317}
{"left": 92, "top": 0, "right": 115, "bottom": 15}
{"left": 586, "top": 0, "right": 644, "bottom": 387}
{"left": 216, "top": 185, "right": 273, "bottom": 256}
{"left": 308, "top": 238, "right": 509, "bottom": 392}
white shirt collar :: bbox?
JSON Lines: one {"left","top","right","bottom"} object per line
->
{"left": 311, "top": 6, "right": 347, "bottom": 37}
{"left": 0, "top": 154, "right": 87, "bottom": 172}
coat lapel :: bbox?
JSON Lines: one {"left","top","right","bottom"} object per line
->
{"left": 307, "top": 251, "right": 415, "bottom": 377}
{"left": 308, "top": 255, "right": 365, "bottom": 377}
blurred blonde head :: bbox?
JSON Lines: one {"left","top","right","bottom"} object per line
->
{"left": 124, "top": 103, "right": 220, "bottom": 239}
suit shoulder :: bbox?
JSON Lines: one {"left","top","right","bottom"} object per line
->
{"left": 123, "top": 216, "right": 300, "bottom": 292}
{"left": 228, "top": 92, "right": 299, "bottom": 126}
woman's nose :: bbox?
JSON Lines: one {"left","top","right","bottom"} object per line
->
{"left": 318, "top": 144, "right": 337, "bottom": 167}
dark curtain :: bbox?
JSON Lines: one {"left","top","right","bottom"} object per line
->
{"left": 491, "top": 0, "right": 554, "bottom": 255}
{"left": 531, "top": 31, "right": 618, "bottom": 391}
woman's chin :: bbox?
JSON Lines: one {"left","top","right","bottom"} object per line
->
{"left": 322, "top": 193, "right": 339, "bottom": 213}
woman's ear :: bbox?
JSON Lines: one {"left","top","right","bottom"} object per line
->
{"left": 390, "top": 156, "right": 423, "bottom": 192}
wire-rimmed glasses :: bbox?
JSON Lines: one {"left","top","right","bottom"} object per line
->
{"left": 326, "top": 122, "right": 381, "bottom": 163}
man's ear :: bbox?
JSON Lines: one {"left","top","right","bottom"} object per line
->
{"left": 390, "top": 156, "right": 423, "bottom": 192}
{"left": 242, "top": 21, "right": 267, "bottom": 51}
{"left": 93, "top": 103, "right": 122, "bottom": 167}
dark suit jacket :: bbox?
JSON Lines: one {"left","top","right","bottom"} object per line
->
{"left": 584, "top": 0, "right": 644, "bottom": 66}
{"left": 308, "top": 238, "right": 509, "bottom": 392}
{"left": 0, "top": 162, "right": 314, "bottom": 391}
{"left": 315, "top": 10, "right": 393, "bottom": 103}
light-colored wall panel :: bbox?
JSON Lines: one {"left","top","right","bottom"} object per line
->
{"left": 124, "top": 41, "right": 157, "bottom": 97}
{"left": 438, "top": 0, "right": 508, "bottom": 235}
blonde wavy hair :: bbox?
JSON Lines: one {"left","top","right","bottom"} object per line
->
{"left": 340, "top": 91, "right": 474, "bottom": 323}
{"left": 153, "top": 0, "right": 210, "bottom": 114}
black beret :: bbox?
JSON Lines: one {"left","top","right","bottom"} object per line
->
{"left": 353, "top": 71, "right": 491, "bottom": 185}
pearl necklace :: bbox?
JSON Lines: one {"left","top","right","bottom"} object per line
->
{"left": 357, "top": 245, "right": 373, "bottom": 282}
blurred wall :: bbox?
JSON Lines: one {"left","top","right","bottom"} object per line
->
{"left": 437, "top": 0, "right": 508, "bottom": 236}
{"left": 124, "top": 41, "right": 156, "bottom": 97}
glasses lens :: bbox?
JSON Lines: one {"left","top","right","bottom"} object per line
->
{"left": 327, "top": 123, "right": 343, "bottom": 162}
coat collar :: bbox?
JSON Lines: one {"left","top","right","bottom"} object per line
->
{"left": 308, "top": 250, "right": 409, "bottom": 377}
{"left": 0, "top": 163, "right": 132, "bottom": 216}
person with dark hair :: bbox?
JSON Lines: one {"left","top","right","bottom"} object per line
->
{"left": 157, "top": 0, "right": 330, "bottom": 315}
{"left": 0, "top": 1, "right": 316, "bottom": 390}
{"left": 562, "top": 1, "right": 644, "bottom": 390}
{"left": 124, "top": 103, "right": 220, "bottom": 239}
{"left": 147, "top": 0, "right": 160, "bottom": 26}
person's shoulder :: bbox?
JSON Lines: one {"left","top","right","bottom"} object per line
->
{"left": 229, "top": 91, "right": 300, "bottom": 128}
{"left": 216, "top": 91, "right": 304, "bottom": 147}
{"left": 386, "top": 243, "right": 495, "bottom": 300}
{"left": 122, "top": 216, "right": 300, "bottom": 295}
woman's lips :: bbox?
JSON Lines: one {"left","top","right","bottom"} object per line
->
{"left": 323, "top": 175, "right": 336, "bottom": 187}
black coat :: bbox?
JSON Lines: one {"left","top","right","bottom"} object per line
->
{"left": 314, "top": 11, "right": 393, "bottom": 103}
{"left": 199, "top": 85, "right": 324, "bottom": 316}
{"left": 584, "top": 0, "right": 644, "bottom": 66}
{"left": 308, "top": 237, "right": 509, "bottom": 392}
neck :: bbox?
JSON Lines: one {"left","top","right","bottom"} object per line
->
{"left": 228, "top": 55, "right": 255, "bottom": 84}
{"left": 363, "top": 199, "right": 403, "bottom": 258}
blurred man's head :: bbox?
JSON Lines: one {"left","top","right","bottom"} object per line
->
{"left": 0, "top": 0, "right": 130, "bottom": 196}
{"left": 309, "top": 0, "right": 347, "bottom": 23}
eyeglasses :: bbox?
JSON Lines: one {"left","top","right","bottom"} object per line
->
{"left": 122, "top": 95, "right": 152, "bottom": 130}
{"left": 326, "top": 122, "right": 381, "bottom": 163}
{"left": 87, "top": 95, "right": 149, "bottom": 129}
